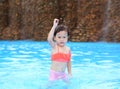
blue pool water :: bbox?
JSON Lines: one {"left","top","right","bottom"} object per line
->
{"left": 0, "top": 41, "right": 120, "bottom": 89}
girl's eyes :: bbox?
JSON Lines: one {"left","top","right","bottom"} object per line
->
{"left": 63, "top": 36, "right": 66, "bottom": 38}
{"left": 58, "top": 36, "right": 67, "bottom": 38}
{"left": 58, "top": 36, "right": 61, "bottom": 38}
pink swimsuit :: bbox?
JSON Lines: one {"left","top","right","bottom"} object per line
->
{"left": 49, "top": 47, "right": 71, "bottom": 81}
{"left": 49, "top": 70, "right": 68, "bottom": 81}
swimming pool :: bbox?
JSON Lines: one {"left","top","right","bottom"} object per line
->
{"left": 0, "top": 41, "right": 120, "bottom": 89}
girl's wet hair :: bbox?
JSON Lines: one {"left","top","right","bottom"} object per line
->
{"left": 54, "top": 25, "right": 69, "bottom": 36}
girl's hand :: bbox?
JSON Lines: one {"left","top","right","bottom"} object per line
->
{"left": 68, "top": 74, "right": 72, "bottom": 78}
{"left": 53, "top": 18, "right": 59, "bottom": 27}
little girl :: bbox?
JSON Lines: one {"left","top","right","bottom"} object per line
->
{"left": 47, "top": 18, "right": 72, "bottom": 82}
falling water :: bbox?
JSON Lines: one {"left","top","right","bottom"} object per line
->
{"left": 77, "top": 0, "right": 81, "bottom": 28}
{"left": 77, "top": 0, "right": 80, "bottom": 10}
{"left": 101, "top": 0, "right": 112, "bottom": 41}
{"left": 21, "top": 0, "right": 35, "bottom": 39}
{"left": 21, "top": 1, "right": 26, "bottom": 39}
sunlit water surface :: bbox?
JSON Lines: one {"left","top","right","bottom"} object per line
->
{"left": 0, "top": 41, "right": 120, "bottom": 89}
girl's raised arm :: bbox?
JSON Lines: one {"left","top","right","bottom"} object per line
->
{"left": 47, "top": 19, "right": 59, "bottom": 47}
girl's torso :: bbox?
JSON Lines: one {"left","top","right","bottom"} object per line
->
{"left": 50, "top": 45, "right": 71, "bottom": 72}
{"left": 51, "top": 61, "right": 67, "bottom": 72}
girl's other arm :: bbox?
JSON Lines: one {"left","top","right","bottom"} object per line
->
{"left": 47, "top": 19, "right": 59, "bottom": 47}
{"left": 67, "top": 60, "right": 72, "bottom": 76}
{"left": 67, "top": 49, "right": 72, "bottom": 77}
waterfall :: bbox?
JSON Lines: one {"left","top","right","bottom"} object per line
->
{"left": 21, "top": 0, "right": 35, "bottom": 39}
{"left": 101, "top": 0, "right": 112, "bottom": 41}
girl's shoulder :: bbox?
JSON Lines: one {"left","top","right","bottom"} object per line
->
{"left": 51, "top": 44, "right": 58, "bottom": 53}
{"left": 65, "top": 46, "right": 71, "bottom": 52}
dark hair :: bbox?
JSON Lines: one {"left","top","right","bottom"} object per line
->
{"left": 54, "top": 25, "right": 69, "bottom": 37}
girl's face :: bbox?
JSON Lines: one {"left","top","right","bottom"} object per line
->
{"left": 54, "top": 31, "right": 68, "bottom": 47}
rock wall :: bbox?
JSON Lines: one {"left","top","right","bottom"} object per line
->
{"left": 71, "top": 0, "right": 106, "bottom": 42}
{"left": 0, "top": 0, "right": 8, "bottom": 39}
{"left": 0, "top": 0, "right": 120, "bottom": 42}
{"left": 107, "top": 0, "right": 120, "bottom": 42}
